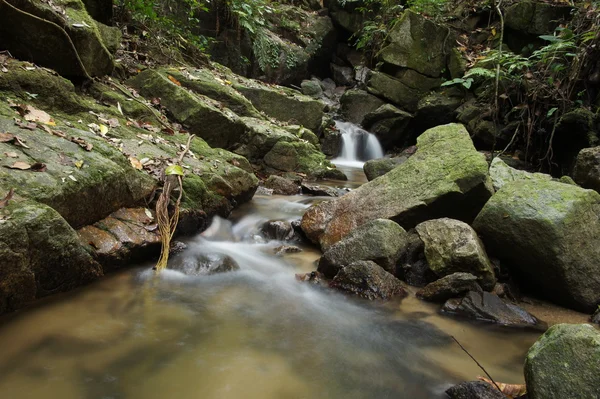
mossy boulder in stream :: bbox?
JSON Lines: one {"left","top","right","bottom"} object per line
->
{"left": 525, "top": 324, "right": 600, "bottom": 399}
{"left": 330, "top": 261, "right": 408, "bottom": 301}
{"left": 302, "top": 123, "right": 492, "bottom": 250}
{"left": 264, "top": 141, "right": 345, "bottom": 180}
{"left": 473, "top": 179, "right": 600, "bottom": 312}
{"left": 0, "top": 200, "right": 102, "bottom": 314}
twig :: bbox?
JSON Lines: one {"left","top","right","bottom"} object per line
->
{"left": 451, "top": 336, "right": 504, "bottom": 395}
{"left": 490, "top": 0, "right": 504, "bottom": 165}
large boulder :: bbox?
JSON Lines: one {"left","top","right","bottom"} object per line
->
{"left": 366, "top": 70, "right": 432, "bottom": 113}
{"left": 328, "top": 0, "right": 366, "bottom": 35}
{"left": 363, "top": 156, "right": 408, "bottom": 181}
{"left": 362, "top": 104, "right": 413, "bottom": 150}
{"left": 263, "top": 175, "right": 300, "bottom": 195}
{"left": 415, "top": 218, "right": 496, "bottom": 290}
{"left": 416, "top": 272, "right": 481, "bottom": 303}
{"left": 263, "top": 141, "right": 346, "bottom": 180}
{"left": 505, "top": 1, "right": 574, "bottom": 36}
{"left": 0, "top": 200, "right": 103, "bottom": 314}
{"left": 446, "top": 381, "right": 506, "bottom": 399}
{"left": 317, "top": 219, "right": 408, "bottom": 278}
{"left": 489, "top": 157, "right": 552, "bottom": 191}
{"left": 330, "top": 261, "right": 408, "bottom": 301}
{"left": 473, "top": 179, "right": 600, "bottom": 312}
{"left": 573, "top": 146, "right": 600, "bottom": 193}
{"left": 339, "top": 89, "right": 385, "bottom": 126}
{"left": 0, "top": 0, "right": 114, "bottom": 77}
{"left": 301, "top": 124, "right": 492, "bottom": 249}
{"left": 524, "top": 324, "right": 600, "bottom": 399}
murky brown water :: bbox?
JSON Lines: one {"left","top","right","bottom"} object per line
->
{"left": 0, "top": 164, "right": 584, "bottom": 399}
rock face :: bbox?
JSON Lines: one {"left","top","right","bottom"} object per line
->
{"left": 301, "top": 124, "right": 492, "bottom": 250}
{"left": 330, "top": 261, "right": 408, "bottom": 301}
{"left": 473, "top": 179, "right": 600, "bottom": 312}
{"left": 363, "top": 156, "right": 408, "bottom": 181}
{"left": 415, "top": 218, "right": 496, "bottom": 290}
{"left": 263, "top": 176, "right": 300, "bottom": 195}
{"left": 362, "top": 104, "right": 413, "bottom": 150}
{"left": 318, "top": 219, "right": 408, "bottom": 278}
{"left": 573, "top": 146, "right": 600, "bottom": 192}
{"left": 445, "top": 381, "right": 506, "bottom": 399}
{"left": 505, "top": 1, "right": 573, "bottom": 36}
{"left": 339, "top": 89, "right": 385, "bottom": 125}
{"left": 525, "top": 324, "right": 600, "bottom": 399}
{"left": 442, "top": 291, "right": 540, "bottom": 328}
{"left": 0, "top": 200, "right": 103, "bottom": 314}
{"left": 416, "top": 273, "right": 481, "bottom": 303}
{"left": 489, "top": 157, "right": 552, "bottom": 191}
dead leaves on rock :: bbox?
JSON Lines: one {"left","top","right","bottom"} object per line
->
{"left": 70, "top": 137, "right": 93, "bottom": 152}
{"left": 478, "top": 377, "right": 527, "bottom": 398}
{"left": 0, "top": 188, "right": 14, "bottom": 209}
{"left": 4, "top": 161, "right": 46, "bottom": 172}
{"left": 0, "top": 132, "right": 30, "bottom": 148}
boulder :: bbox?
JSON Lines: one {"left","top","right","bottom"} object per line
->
{"left": 553, "top": 108, "right": 599, "bottom": 173}
{"left": 0, "top": 0, "right": 114, "bottom": 77}
{"left": 366, "top": 71, "right": 425, "bottom": 113}
{"left": 416, "top": 273, "right": 481, "bottom": 303}
{"left": 525, "top": 324, "right": 600, "bottom": 399}
{"left": 330, "top": 261, "right": 408, "bottom": 301}
{"left": 331, "top": 64, "right": 355, "bottom": 86}
{"left": 300, "top": 183, "right": 340, "bottom": 197}
{"left": 396, "top": 230, "right": 435, "bottom": 287}
{"left": 320, "top": 127, "right": 342, "bottom": 157}
{"left": 301, "top": 79, "right": 323, "bottom": 97}
{"left": 363, "top": 156, "right": 408, "bottom": 181}
{"left": 446, "top": 381, "right": 506, "bottom": 399}
{"left": 260, "top": 220, "right": 295, "bottom": 241}
{"left": 0, "top": 200, "right": 103, "bottom": 314}
{"left": 318, "top": 219, "right": 408, "bottom": 278}
{"left": 442, "top": 291, "right": 540, "bottom": 328}
{"left": 301, "top": 124, "right": 492, "bottom": 250}
{"left": 592, "top": 308, "right": 600, "bottom": 325}
{"left": 415, "top": 218, "right": 496, "bottom": 290}
{"left": 412, "top": 91, "right": 463, "bottom": 133}
{"left": 263, "top": 175, "right": 300, "bottom": 195}
{"left": 328, "top": 0, "right": 365, "bottom": 35}
{"left": 473, "top": 179, "right": 600, "bottom": 312}
{"left": 505, "top": 1, "right": 573, "bottom": 36}
{"left": 339, "top": 89, "right": 386, "bottom": 126}
{"left": 489, "top": 157, "right": 552, "bottom": 191}
{"left": 362, "top": 104, "right": 413, "bottom": 150}
{"left": 573, "top": 146, "right": 600, "bottom": 193}
{"left": 263, "top": 141, "right": 346, "bottom": 179}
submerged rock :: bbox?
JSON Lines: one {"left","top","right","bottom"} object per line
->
{"left": 525, "top": 324, "right": 600, "bottom": 399}
{"left": 318, "top": 219, "right": 408, "bottom": 278}
{"left": 573, "top": 146, "right": 600, "bottom": 193}
{"left": 170, "top": 253, "right": 240, "bottom": 276}
{"left": 445, "top": 381, "right": 506, "bottom": 399}
{"left": 330, "top": 261, "right": 408, "bottom": 301}
{"left": 260, "top": 220, "right": 295, "bottom": 241}
{"left": 302, "top": 123, "right": 492, "bottom": 250}
{"left": 442, "top": 291, "right": 540, "bottom": 328}
{"left": 473, "top": 179, "right": 600, "bottom": 312}
{"left": 415, "top": 218, "right": 496, "bottom": 290}
{"left": 416, "top": 273, "right": 481, "bottom": 303}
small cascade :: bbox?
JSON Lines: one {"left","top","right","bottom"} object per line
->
{"left": 333, "top": 121, "right": 384, "bottom": 167}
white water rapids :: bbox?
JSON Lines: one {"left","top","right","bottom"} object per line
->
{"left": 333, "top": 121, "right": 384, "bottom": 168}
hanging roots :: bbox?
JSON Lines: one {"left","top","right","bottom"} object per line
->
{"left": 154, "top": 134, "right": 194, "bottom": 272}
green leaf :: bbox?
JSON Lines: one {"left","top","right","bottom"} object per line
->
{"left": 547, "top": 107, "right": 558, "bottom": 118}
{"left": 165, "top": 165, "right": 184, "bottom": 176}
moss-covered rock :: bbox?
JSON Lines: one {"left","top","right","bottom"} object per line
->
{"left": 0, "top": 199, "right": 102, "bottom": 314}
{"left": 363, "top": 103, "right": 414, "bottom": 150}
{"left": 366, "top": 71, "right": 423, "bottom": 113}
{"left": 505, "top": 1, "right": 574, "bottom": 36}
{"left": 473, "top": 179, "right": 600, "bottom": 312}
{"left": 573, "top": 146, "right": 600, "bottom": 193}
{"left": 302, "top": 123, "right": 493, "bottom": 249}
{"left": 525, "top": 324, "right": 600, "bottom": 399}
{"left": 330, "top": 261, "right": 408, "bottom": 301}
{"left": 264, "top": 140, "right": 345, "bottom": 179}
{"left": 363, "top": 156, "right": 408, "bottom": 181}
{"left": 339, "top": 89, "right": 385, "bottom": 126}
{"left": 489, "top": 157, "right": 552, "bottom": 191}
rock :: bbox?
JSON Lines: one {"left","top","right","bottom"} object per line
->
{"left": 366, "top": 70, "right": 425, "bottom": 113}
{"left": 396, "top": 231, "right": 435, "bottom": 286}
{"left": 301, "top": 79, "right": 323, "bottom": 97}
{"left": 473, "top": 179, "right": 600, "bottom": 312}
{"left": 331, "top": 64, "right": 355, "bottom": 86}
{"left": 443, "top": 291, "right": 540, "bottom": 328}
{"left": 295, "top": 271, "right": 326, "bottom": 287}
{"left": 412, "top": 91, "right": 463, "bottom": 133}
{"left": 339, "top": 89, "right": 386, "bottom": 126}
{"left": 573, "top": 146, "right": 600, "bottom": 193}
{"left": 320, "top": 124, "right": 343, "bottom": 157}
{"left": 170, "top": 253, "right": 240, "bottom": 276}
{"left": 0, "top": 0, "right": 114, "bottom": 77}
{"left": 378, "top": 10, "right": 452, "bottom": 78}
{"left": 553, "top": 108, "right": 599, "bottom": 173}
{"left": 592, "top": 308, "right": 600, "bottom": 325}
{"left": 300, "top": 183, "right": 340, "bottom": 197}
{"left": 260, "top": 220, "right": 295, "bottom": 241}
{"left": 362, "top": 104, "right": 413, "bottom": 150}
{"left": 505, "top": 1, "right": 573, "bottom": 36}
{"left": 445, "top": 381, "right": 506, "bottom": 399}
{"left": 524, "top": 324, "right": 600, "bottom": 399}
{"left": 263, "top": 175, "right": 300, "bottom": 195}
{"left": 328, "top": 0, "right": 365, "bottom": 35}
{"left": 274, "top": 245, "right": 302, "bottom": 256}
{"left": 318, "top": 219, "right": 408, "bottom": 278}
{"left": 489, "top": 157, "right": 552, "bottom": 191}
{"left": 415, "top": 218, "right": 496, "bottom": 290}
{"left": 330, "top": 261, "right": 408, "bottom": 301}
{"left": 363, "top": 156, "right": 408, "bottom": 181}
{"left": 264, "top": 141, "right": 346, "bottom": 180}
{"left": 0, "top": 200, "right": 103, "bottom": 314}
{"left": 416, "top": 273, "right": 481, "bottom": 303}
{"left": 81, "top": 0, "right": 113, "bottom": 24}
{"left": 301, "top": 123, "right": 492, "bottom": 250}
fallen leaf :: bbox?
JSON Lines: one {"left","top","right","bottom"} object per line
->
{"left": 15, "top": 120, "right": 37, "bottom": 131}
{"left": 107, "top": 118, "right": 120, "bottom": 128}
{"left": 144, "top": 208, "right": 154, "bottom": 220}
{"left": 165, "top": 164, "right": 184, "bottom": 176}
{"left": 168, "top": 75, "right": 181, "bottom": 86}
{"left": 70, "top": 137, "right": 93, "bottom": 151}
{"left": 74, "top": 160, "right": 84, "bottom": 169}
{"left": 0, "top": 132, "right": 15, "bottom": 142}
{"left": 30, "top": 162, "right": 47, "bottom": 172}
{"left": 117, "top": 102, "right": 123, "bottom": 115}
{"left": 477, "top": 377, "right": 526, "bottom": 398}
{"left": 1, "top": 66, "right": 8, "bottom": 73}
{"left": 0, "top": 188, "right": 14, "bottom": 209}
{"left": 6, "top": 161, "right": 32, "bottom": 170}
{"left": 99, "top": 124, "right": 109, "bottom": 136}
{"left": 13, "top": 136, "right": 30, "bottom": 148}
{"left": 68, "top": 175, "right": 77, "bottom": 182}
{"left": 23, "top": 105, "right": 55, "bottom": 125}
{"left": 129, "top": 156, "right": 143, "bottom": 170}
{"left": 4, "top": 152, "right": 18, "bottom": 158}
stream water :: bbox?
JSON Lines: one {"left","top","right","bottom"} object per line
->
{"left": 0, "top": 164, "right": 545, "bottom": 399}
{"left": 333, "top": 121, "right": 384, "bottom": 168}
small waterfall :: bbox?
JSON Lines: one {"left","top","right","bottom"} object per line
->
{"left": 333, "top": 121, "right": 384, "bottom": 167}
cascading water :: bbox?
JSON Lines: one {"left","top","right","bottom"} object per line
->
{"left": 333, "top": 121, "right": 384, "bottom": 168}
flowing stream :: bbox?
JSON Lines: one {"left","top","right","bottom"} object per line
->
{"left": 0, "top": 164, "right": 545, "bottom": 399}
{"left": 333, "top": 121, "right": 384, "bottom": 168}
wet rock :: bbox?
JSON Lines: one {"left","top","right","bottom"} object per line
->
{"left": 264, "top": 175, "right": 300, "bottom": 195}
{"left": 264, "top": 141, "right": 346, "bottom": 180}
{"left": 525, "top": 324, "right": 600, "bottom": 399}
{"left": 362, "top": 104, "right": 413, "bottom": 150}
{"left": 320, "top": 125, "right": 342, "bottom": 157}
{"left": 473, "top": 179, "right": 600, "bottom": 312}
{"left": 169, "top": 241, "right": 188, "bottom": 255}
{"left": 416, "top": 273, "right": 481, "bottom": 303}
{"left": 445, "top": 381, "right": 506, "bottom": 399}
{"left": 300, "top": 183, "right": 339, "bottom": 197}
{"left": 0, "top": 0, "right": 114, "bottom": 77}
{"left": 396, "top": 231, "right": 435, "bottom": 287}
{"left": 489, "top": 157, "right": 552, "bottom": 191}
{"left": 318, "top": 219, "right": 408, "bottom": 278}
{"left": 295, "top": 271, "right": 326, "bottom": 287}
{"left": 331, "top": 64, "right": 355, "bottom": 87}
{"left": 592, "top": 309, "right": 600, "bottom": 325}
{"left": 170, "top": 253, "right": 240, "bottom": 276}
{"left": 339, "top": 89, "right": 386, "bottom": 126}
{"left": 363, "top": 156, "right": 408, "bottom": 181}
{"left": 1, "top": 200, "right": 103, "bottom": 314}
{"left": 573, "top": 146, "right": 600, "bottom": 193}
{"left": 261, "top": 220, "right": 295, "bottom": 241}
{"left": 416, "top": 218, "right": 496, "bottom": 290}
{"left": 301, "top": 79, "right": 323, "bottom": 97}
{"left": 443, "top": 291, "right": 540, "bottom": 328}
{"left": 412, "top": 91, "right": 463, "bottom": 133}
{"left": 274, "top": 245, "right": 302, "bottom": 256}
{"left": 302, "top": 124, "right": 492, "bottom": 250}
{"left": 330, "top": 261, "right": 408, "bottom": 301}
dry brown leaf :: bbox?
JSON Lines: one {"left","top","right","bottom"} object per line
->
{"left": 23, "top": 105, "right": 56, "bottom": 125}
{"left": 0, "top": 132, "right": 15, "bottom": 142}
{"left": 477, "top": 377, "right": 527, "bottom": 398}
{"left": 30, "top": 162, "right": 47, "bottom": 172}
{"left": 168, "top": 75, "right": 181, "bottom": 86}
{"left": 4, "top": 152, "right": 18, "bottom": 158}
{"left": 6, "top": 161, "right": 32, "bottom": 170}
{"left": 70, "top": 137, "right": 93, "bottom": 151}
{"left": 129, "top": 156, "right": 143, "bottom": 170}
{"left": 15, "top": 120, "right": 37, "bottom": 131}
{"left": 0, "top": 188, "right": 14, "bottom": 209}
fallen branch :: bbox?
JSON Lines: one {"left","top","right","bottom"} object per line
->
{"left": 451, "top": 336, "right": 504, "bottom": 394}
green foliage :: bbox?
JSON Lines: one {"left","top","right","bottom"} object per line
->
{"left": 252, "top": 28, "right": 299, "bottom": 73}
{"left": 406, "top": 0, "right": 448, "bottom": 16}
{"left": 227, "top": 0, "right": 274, "bottom": 35}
